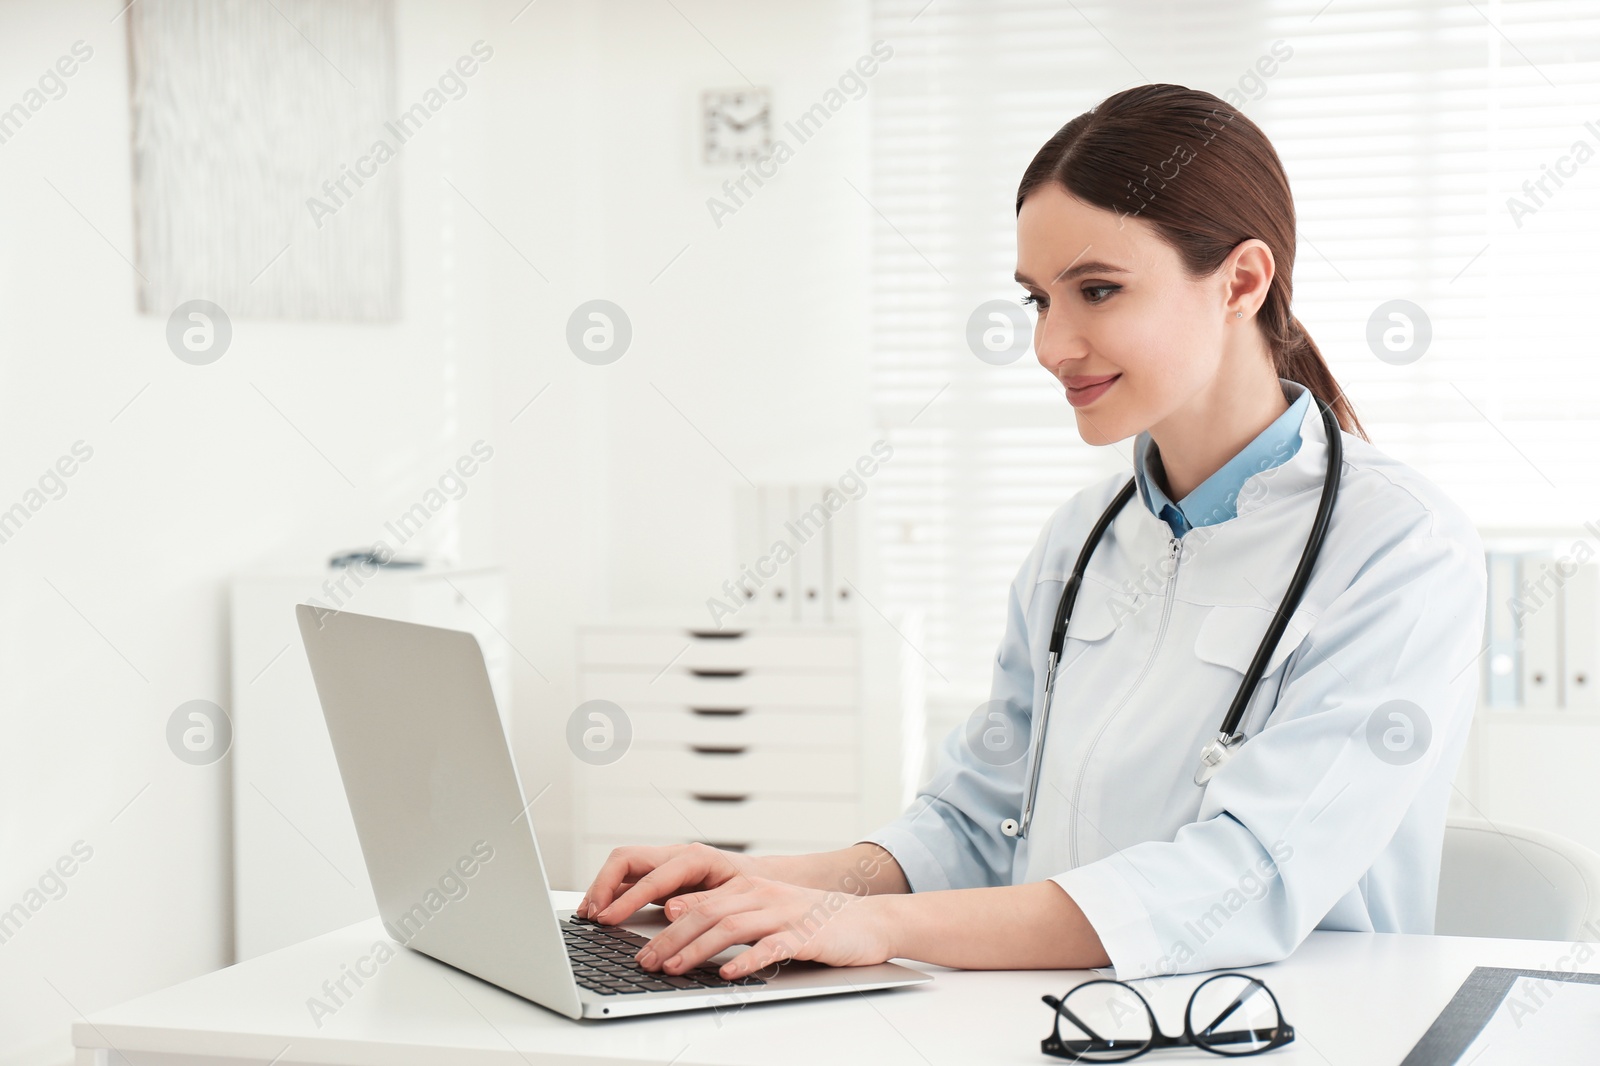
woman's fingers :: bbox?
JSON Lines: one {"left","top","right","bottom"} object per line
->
{"left": 579, "top": 880, "right": 639, "bottom": 918}
{"left": 579, "top": 846, "right": 673, "bottom": 918}
{"left": 652, "top": 903, "right": 775, "bottom": 976}
{"left": 635, "top": 883, "right": 758, "bottom": 970}
{"left": 579, "top": 842, "right": 754, "bottom": 925}
{"left": 633, "top": 879, "right": 893, "bottom": 976}
{"left": 722, "top": 932, "right": 800, "bottom": 979}
{"left": 594, "top": 843, "right": 749, "bottom": 924}
{"left": 594, "top": 867, "right": 692, "bottom": 924}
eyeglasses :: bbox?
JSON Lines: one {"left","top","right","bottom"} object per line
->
{"left": 1041, "top": 973, "right": 1295, "bottom": 1061}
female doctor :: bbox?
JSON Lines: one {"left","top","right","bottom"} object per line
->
{"left": 578, "top": 83, "right": 1487, "bottom": 984}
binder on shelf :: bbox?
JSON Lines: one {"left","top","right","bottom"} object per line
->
{"left": 763, "top": 486, "right": 798, "bottom": 622}
{"left": 1565, "top": 562, "right": 1600, "bottom": 710}
{"left": 1484, "top": 551, "right": 1519, "bottom": 707}
{"left": 730, "top": 480, "right": 863, "bottom": 627}
{"left": 817, "top": 482, "right": 834, "bottom": 625}
{"left": 827, "top": 481, "right": 859, "bottom": 623}
{"left": 732, "top": 485, "right": 767, "bottom": 623}
{"left": 1516, "top": 550, "right": 1561, "bottom": 709}
{"left": 797, "top": 483, "right": 829, "bottom": 623}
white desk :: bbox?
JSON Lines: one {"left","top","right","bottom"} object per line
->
{"left": 75, "top": 891, "right": 1600, "bottom": 1065}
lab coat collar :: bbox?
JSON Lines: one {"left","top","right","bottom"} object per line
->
{"left": 1234, "top": 378, "right": 1331, "bottom": 519}
{"left": 1088, "top": 377, "right": 1335, "bottom": 586}
{"left": 1122, "top": 377, "right": 1327, "bottom": 534}
{"left": 1134, "top": 382, "right": 1312, "bottom": 533}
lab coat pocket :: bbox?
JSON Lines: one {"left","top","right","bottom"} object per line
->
{"left": 1055, "top": 576, "right": 1123, "bottom": 672}
{"left": 1192, "top": 603, "right": 1319, "bottom": 684}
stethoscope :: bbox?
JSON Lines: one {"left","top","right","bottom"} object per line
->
{"left": 1000, "top": 395, "right": 1343, "bottom": 839}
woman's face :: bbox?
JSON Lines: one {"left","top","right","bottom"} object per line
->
{"left": 1014, "top": 182, "right": 1235, "bottom": 446}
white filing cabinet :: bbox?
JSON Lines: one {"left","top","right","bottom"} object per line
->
{"left": 230, "top": 566, "right": 510, "bottom": 961}
{"left": 574, "top": 624, "right": 861, "bottom": 878}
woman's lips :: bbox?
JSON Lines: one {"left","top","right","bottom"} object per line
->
{"left": 1064, "top": 373, "right": 1120, "bottom": 408}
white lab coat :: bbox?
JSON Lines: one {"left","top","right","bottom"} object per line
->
{"left": 861, "top": 379, "right": 1488, "bottom": 980}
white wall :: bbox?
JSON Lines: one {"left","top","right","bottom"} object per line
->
{"left": 0, "top": 0, "right": 491, "bottom": 1058}
{"left": 0, "top": 1, "right": 880, "bottom": 1060}
{"left": 480, "top": 0, "right": 883, "bottom": 897}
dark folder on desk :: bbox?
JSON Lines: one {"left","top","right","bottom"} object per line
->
{"left": 1400, "top": 965, "right": 1600, "bottom": 1065}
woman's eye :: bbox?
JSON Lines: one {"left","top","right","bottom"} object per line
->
{"left": 1081, "top": 284, "right": 1119, "bottom": 305}
{"left": 1020, "top": 293, "right": 1045, "bottom": 310}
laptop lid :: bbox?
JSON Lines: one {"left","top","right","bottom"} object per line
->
{"left": 295, "top": 604, "right": 583, "bottom": 1019}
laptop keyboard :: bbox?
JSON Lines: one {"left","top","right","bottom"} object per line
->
{"left": 563, "top": 915, "right": 768, "bottom": 996}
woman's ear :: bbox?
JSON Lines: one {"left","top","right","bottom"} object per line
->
{"left": 1223, "top": 238, "right": 1275, "bottom": 317}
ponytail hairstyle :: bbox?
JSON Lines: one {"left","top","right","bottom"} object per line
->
{"left": 1015, "top": 83, "right": 1367, "bottom": 440}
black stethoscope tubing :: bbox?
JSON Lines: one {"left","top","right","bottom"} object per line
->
{"left": 1004, "top": 394, "right": 1344, "bottom": 838}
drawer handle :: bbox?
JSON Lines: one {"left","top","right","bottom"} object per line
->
{"left": 695, "top": 840, "right": 750, "bottom": 852}
{"left": 690, "top": 744, "right": 747, "bottom": 755}
{"left": 688, "top": 629, "right": 746, "bottom": 640}
{"left": 689, "top": 668, "right": 746, "bottom": 678}
{"left": 689, "top": 706, "right": 749, "bottom": 716}
{"left": 691, "top": 792, "right": 749, "bottom": 803}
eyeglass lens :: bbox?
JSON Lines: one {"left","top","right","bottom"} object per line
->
{"left": 1187, "top": 974, "right": 1285, "bottom": 1055}
{"left": 1052, "top": 980, "right": 1154, "bottom": 1061}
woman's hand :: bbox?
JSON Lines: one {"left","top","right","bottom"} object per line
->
{"left": 577, "top": 842, "right": 766, "bottom": 924}
{"left": 632, "top": 876, "right": 895, "bottom": 980}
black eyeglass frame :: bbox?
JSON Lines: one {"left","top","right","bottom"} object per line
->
{"left": 1040, "top": 973, "right": 1296, "bottom": 1061}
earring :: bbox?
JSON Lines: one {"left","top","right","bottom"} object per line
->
{"left": 1235, "top": 311, "right": 1244, "bottom": 318}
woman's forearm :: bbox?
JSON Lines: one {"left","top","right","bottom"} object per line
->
{"left": 875, "top": 880, "right": 1111, "bottom": 970}
{"left": 753, "top": 848, "right": 1112, "bottom": 969}
{"left": 759, "top": 842, "right": 910, "bottom": 895}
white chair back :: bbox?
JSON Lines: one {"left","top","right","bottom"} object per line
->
{"left": 1437, "top": 816, "right": 1600, "bottom": 942}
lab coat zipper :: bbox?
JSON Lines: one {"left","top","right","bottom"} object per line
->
{"left": 1067, "top": 534, "right": 1184, "bottom": 870}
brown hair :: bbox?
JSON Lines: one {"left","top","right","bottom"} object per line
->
{"left": 1016, "top": 83, "right": 1366, "bottom": 440}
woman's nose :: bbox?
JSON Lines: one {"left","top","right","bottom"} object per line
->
{"left": 1033, "top": 315, "right": 1085, "bottom": 375}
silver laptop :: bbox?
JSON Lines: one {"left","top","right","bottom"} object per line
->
{"left": 295, "top": 604, "right": 931, "bottom": 1019}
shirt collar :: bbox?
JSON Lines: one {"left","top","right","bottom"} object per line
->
{"left": 1135, "top": 379, "right": 1313, "bottom": 536}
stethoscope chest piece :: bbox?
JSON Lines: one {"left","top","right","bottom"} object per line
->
{"left": 1193, "top": 731, "right": 1245, "bottom": 786}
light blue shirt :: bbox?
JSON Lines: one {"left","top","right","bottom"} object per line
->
{"left": 1136, "top": 386, "right": 1311, "bottom": 538}
{"left": 858, "top": 378, "right": 1489, "bottom": 980}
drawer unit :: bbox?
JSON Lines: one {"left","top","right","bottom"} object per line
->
{"left": 575, "top": 624, "right": 864, "bottom": 874}
{"left": 580, "top": 627, "right": 857, "bottom": 671}
{"left": 628, "top": 705, "right": 857, "bottom": 748}
{"left": 579, "top": 744, "right": 858, "bottom": 796}
{"left": 582, "top": 790, "right": 863, "bottom": 841}
{"left": 581, "top": 669, "right": 855, "bottom": 709}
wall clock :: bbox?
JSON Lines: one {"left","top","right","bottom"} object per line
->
{"left": 702, "top": 87, "right": 773, "bottom": 165}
